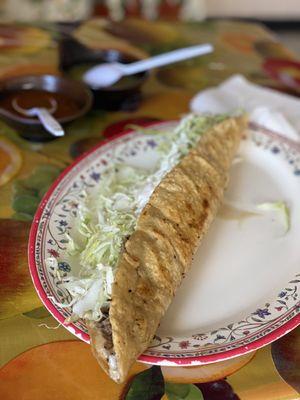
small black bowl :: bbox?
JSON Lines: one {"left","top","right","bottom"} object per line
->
{"left": 0, "top": 74, "right": 93, "bottom": 142}
{"left": 91, "top": 60, "right": 148, "bottom": 112}
{"left": 60, "top": 41, "right": 148, "bottom": 112}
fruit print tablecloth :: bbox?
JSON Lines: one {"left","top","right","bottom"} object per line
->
{"left": 0, "top": 18, "right": 299, "bottom": 400}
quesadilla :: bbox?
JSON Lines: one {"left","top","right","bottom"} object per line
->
{"left": 49, "top": 114, "right": 247, "bottom": 383}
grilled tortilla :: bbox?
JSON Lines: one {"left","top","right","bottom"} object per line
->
{"left": 88, "top": 116, "right": 247, "bottom": 383}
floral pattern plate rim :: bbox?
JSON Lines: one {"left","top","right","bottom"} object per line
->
{"left": 28, "top": 121, "right": 300, "bottom": 366}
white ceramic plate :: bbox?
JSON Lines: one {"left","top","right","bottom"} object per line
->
{"left": 29, "top": 121, "right": 300, "bottom": 366}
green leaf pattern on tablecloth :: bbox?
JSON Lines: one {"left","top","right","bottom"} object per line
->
{"left": 125, "top": 366, "right": 165, "bottom": 400}
{"left": 165, "top": 383, "right": 204, "bottom": 400}
{"left": 12, "top": 164, "right": 62, "bottom": 220}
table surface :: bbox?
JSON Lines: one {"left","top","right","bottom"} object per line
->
{"left": 0, "top": 18, "right": 299, "bottom": 400}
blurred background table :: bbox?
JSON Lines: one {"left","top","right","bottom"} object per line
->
{"left": 0, "top": 14, "right": 299, "bottom": 400}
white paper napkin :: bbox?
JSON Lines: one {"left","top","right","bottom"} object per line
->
{"left": 190, "top": 75, "right": 300, "bottom": 141}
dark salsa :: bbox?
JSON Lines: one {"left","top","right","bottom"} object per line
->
{"left": 0, "top": 89, "right": 80, "bottom": 120}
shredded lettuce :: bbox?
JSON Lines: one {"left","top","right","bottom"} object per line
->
{"left": 47, "top": 113, "right": 229, "bottom": 322}
{"left": 257, "top": 201, "right": 290, "bottom": 232}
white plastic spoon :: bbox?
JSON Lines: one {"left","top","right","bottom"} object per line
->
{"left": 83, "top": 43, "right": 214, "bottom": 89}
{"left": 12, "top": 97, "right": 64, "bottom": 137}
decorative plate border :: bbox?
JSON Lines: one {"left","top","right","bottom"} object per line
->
{"left": 28, "top": 121, "right": 300, "bottom": 366}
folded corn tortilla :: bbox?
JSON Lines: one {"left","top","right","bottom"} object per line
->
{"left": 87, "top": 115, "right": 247, "bottom": 382}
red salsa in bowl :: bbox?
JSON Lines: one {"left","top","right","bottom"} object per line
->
{"left": 0, "top": 75, "right": 93, "bottom": 141}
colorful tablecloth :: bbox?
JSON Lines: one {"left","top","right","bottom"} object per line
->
{"left": 0, "top": 18, "right": 299, "bottom": 400}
